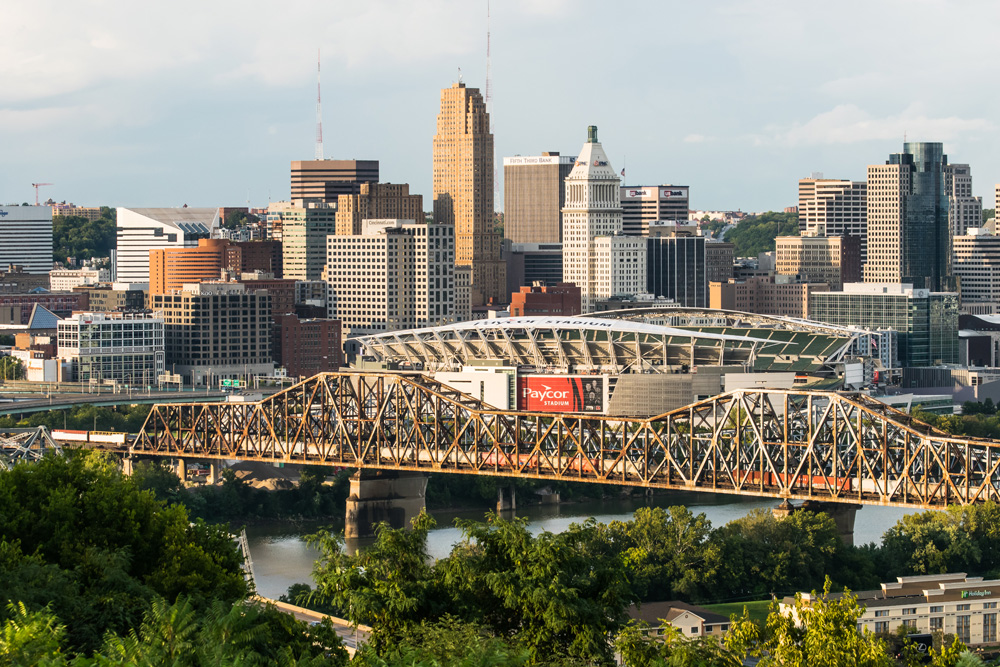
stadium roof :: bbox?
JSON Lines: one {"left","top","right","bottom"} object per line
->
{"left": 355, "top": 315, "right": 856, "bottom": 375}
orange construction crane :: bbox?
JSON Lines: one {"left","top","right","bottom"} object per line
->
{"left": 31, "top": 183, "right": 53, "bottom": 206}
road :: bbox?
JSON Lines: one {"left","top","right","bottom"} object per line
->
{"left": 258, "top": 597, "right": 370, "bottom": 656}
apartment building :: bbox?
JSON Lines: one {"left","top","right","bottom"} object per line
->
{"left": 325, "top": 221, "right": 455, "bottom": 337}
{"left": 797, "top": 178, "right": 867, "bottom": 263}
{"left": 775, "top": 234, "right": 862, "bottom": 291}
{"left": 57, "top": 311, "right": 164, "bottom": 386}
{"left": 268, "top": 201, "right": 337, "bottom": 281}
{"left": 952, "top": 228, "right": 1000, "bottom": 314}
{"left": 710, "top": 276, "right": 828, "bottom": 319}
{"left": 149, "top": 282, "right": 274, "bottom": 386}
{"left": 335, "top": 183, "right": 423, "bottom": 236}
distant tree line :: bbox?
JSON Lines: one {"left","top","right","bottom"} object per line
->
{"left": 52, "top": 207, "right": 116, "bottom": 264}
{"left": 724, "top": 211, "right": 799, "bottom": 258}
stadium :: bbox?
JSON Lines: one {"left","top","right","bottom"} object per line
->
{"left": 353, "top": 310, "right": 866, "bottom": 417}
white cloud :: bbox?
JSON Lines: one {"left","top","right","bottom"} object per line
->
{"left": 759, "top": 104, "right": 994, "bottom": 147}
{"left": 683, "top": 134, "right": 713, "bottom": 144}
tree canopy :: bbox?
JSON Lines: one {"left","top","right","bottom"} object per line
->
{"left": 52, "top": 210, "right": 116, "bottom": 264}
{"left": 724, "top": 211, "right": 799, "bottom": 258}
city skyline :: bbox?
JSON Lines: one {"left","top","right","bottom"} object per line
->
{"left": 3, "top": 1, "right": 999, "bottom": 212}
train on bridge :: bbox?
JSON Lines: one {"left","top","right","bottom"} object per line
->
{"left": 51, "top": 429, "right": 130, "bottom": 446}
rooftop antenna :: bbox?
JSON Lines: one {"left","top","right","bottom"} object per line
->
{"left": 485, "top": 0, "right": 498, "bottom": 207}
{"left": 457, "top": 67, "right": 463, "bottom": 84}
{"left": 315, "top": 49, "right": 324, "bottom": 160}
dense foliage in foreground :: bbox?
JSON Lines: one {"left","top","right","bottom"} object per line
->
{"left": 0, "top": 452, "right": 347, "bottom": 664}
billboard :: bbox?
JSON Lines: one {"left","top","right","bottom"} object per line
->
{"left": 518, "top": 375, "right": 605, "bottom": 413}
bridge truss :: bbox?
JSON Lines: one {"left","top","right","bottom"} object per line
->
{"left": 0, "top": 427, "right": 63, "bottom": 470}
{"left": 131, "top": 372, "right": 1000, "bottom": 509}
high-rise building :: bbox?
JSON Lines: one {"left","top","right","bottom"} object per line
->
{"left": 290, "top": 160, "right": 379, "bottom": 203}
{"left": 269, "top": 201, "right": 336, "bottom": 281}
{"left": 645, "top": 225, "right": 706, "bottom": 308}
{"left": 946, "top": 164, "right": 982, "bottom": 236}
{"left": 116, "top": 208, "right": 218, "bottom": 284}
{"left": 864, "top": 142, "right": 955, "bottom": 291}
{"left": 149, "top": 282, "right": 274, "bottom": 386}
{"left": 952, "top": 228, "right": 1000, "bottom": 314}
{"left": 433, "top": 82, "right": 505, "bottom": 305}
{"left": 57, "top": 311, "right": 164, "bottom": 386}
{"left": 503, "top": 241, "right": 564, "bottom": 295}
{"left": 502, "top": 153, "right": 575, "bottom": 244}
{"left": 335, "top": 183, "right": 424, "bottom": 236}
{"left": 774, "top": 234, "right": 862, "bottom": 291}
{"left": 809, "top": 283, "right": 959, "bottom": 366}
{"left": 0, "top": 206, "right": 53, "bottom": 274}
{"left": 224, "top": 240, "right": 283, "bottom": 278}
{"left": 620, "top": 186, "right": 690, "bottom": 236}
{"left": 705, "top": 242, "right": 735, "bottom": 284}
{"left": 797, "top": 178, "right": 868, "bottom": 263}
{"left": 325, "top": 220, "right": 455, "bottom": 337}
{"left": 563, "top": 126, "right": 646, "bottom": 313}
{"left": 150, "top": 238, "right": 228, "bottom": 294}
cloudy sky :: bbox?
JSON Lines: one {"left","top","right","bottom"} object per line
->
{"left": 2, "top": 0, "right": 997, "bottom": 213}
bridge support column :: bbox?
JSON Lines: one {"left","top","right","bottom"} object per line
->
{"left": 773, "top": 500, "right": 861, "bottom": 546}
{"left": 206, "top": 461, "right": 218, "bottom": 485}
{"left": 345, "top": 470, "right": 428, "bottom": 540}
{"left": 497, "top": 484, "right": 516, "bottom": 513}
{"left": 176, "top": 458, "right": 187, "bottom": 484}
{"left": 122, "top": 456, "right": 135, "bottom": 476}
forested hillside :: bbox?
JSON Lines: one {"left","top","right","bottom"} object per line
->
{"left": 724, "top": 211, "right": 799, "bottom": 258}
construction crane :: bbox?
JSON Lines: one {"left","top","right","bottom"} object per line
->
{"left": 31, "top": 183, "right": 53, "bottom": 206}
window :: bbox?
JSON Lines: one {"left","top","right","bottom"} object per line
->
{"left": 958, "top": 604, "right": 971, "bottom": 611}
{"left": 987, "top": 614, "right": 998, "bottom": 643}
{"left": 874, "top": 610, "right": 890, "bottom": 617}
{"left": 690, "top": 627, "right": 698, "bottom": 635}
{"left": 930, "top": 605, "right": 943, "bottom": 613}
{"left": 957, "top": 616, "right": 971, "bottom": 644}
{"left": 875, "top": 621, "right": 889, "bottom": 633}
{"left": 930, "top": 617, "right": 943, "bottom": 632}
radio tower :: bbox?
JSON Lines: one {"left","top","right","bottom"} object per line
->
{"left": 485, "top": 1, "right": 498, "bottom": 209}
{"left": 315, "top": 49, "right": 324, "bottom": 160}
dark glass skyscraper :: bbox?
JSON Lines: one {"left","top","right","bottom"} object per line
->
{"left": 866, "top": 142, "right": 955, "bottom": 292}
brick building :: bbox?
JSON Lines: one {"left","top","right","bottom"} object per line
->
{"left": 510, "top": 283, "right": 582, "bottom": 317}
{"left": 272, "top": 314, "right": 342, "bottom": 379}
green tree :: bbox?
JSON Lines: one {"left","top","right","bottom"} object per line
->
{"left": 52, "top": 214, "right": 116, "bottom": 263}
{"left": 0, "top": 356, "right": 25, "bottom": 381}
{"left": 729, "top": 579, "right": 893, "bottom": 667}
{"left": 724, "top": 211, "right": 799, "bottom": 257}
{"left": 353, "top": 617, "right": 531, "bottom": 667}
{"left": 600, "top": 506, "right": 713, "bottom": 601}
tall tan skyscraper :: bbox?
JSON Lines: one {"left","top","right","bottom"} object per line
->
{"left": 433, "top": 82, "right": 505, "bottom": 305}
{"left": 335, "top": 183, "right": 424, "bottom": 235}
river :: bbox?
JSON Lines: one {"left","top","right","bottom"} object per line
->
{"left": 245, "top": 491, "right": 915, "bottom": 600}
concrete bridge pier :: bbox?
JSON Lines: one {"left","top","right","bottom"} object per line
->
{"left": 497, "top": 484, "right": 516, "bottom": 513}
{"left": 176, "top": 458, "right": 187, "bottom": 484}
{"left": 206, "top": 461, "right": 218, "bottom": 485}
{"left": 773, "top": 499, "right": 861, "bottom": 546}
{"left": 345, "top": 470, "right": 428, "bottom": 539}
{"left": 122, "top": 456, "right": 135, "bottom": 476}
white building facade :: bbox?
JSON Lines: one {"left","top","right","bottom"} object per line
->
{"left": 57, "top": 311, "right": 165, "bottom": 386}
{"left": 0, "top": 206, "right": 53, "bottom": 274}
{"left": 325, "top": 220, "right": 456, "bottom": 338}
{"left": 562, "top": 126, "right": 646, "bottom": 313}
{"left": 115, "top": 208, "right": 218, "bottom": 284}
{"left": 953, "top": 228, "right": 1000, "bottom": 314}
{"left": 49, "top": 268, "right": 111, "bottom": 291}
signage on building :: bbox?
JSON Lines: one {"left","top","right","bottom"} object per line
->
{"left": 660, "top": 188, "right": 688, "bottom": 199}
{"left": 503, "top": 156, "right": 573, "bottom": 166}
{"left": 623, "top": 188, "right": 653, "bottom": 199}
{"left": 518, "top": 376, "right": 604, "bottom": 413}
{"left": 961, "top": 590, "right": 993, "bottom": 598}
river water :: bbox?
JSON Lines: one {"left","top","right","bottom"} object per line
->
{"left": 245, "top": 491, "right": 915, "bottom": 600}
